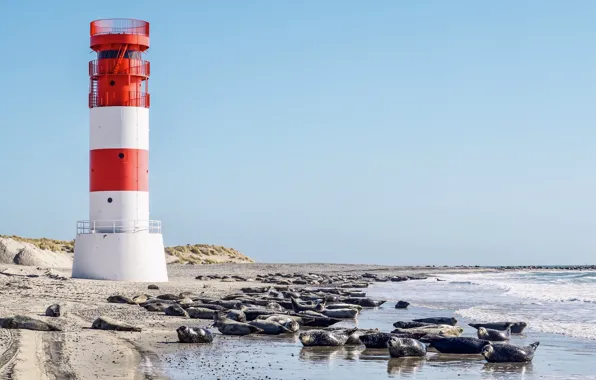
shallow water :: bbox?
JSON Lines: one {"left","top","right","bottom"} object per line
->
{"left": 161, "top": 271, "right": 596, "bottom": 379}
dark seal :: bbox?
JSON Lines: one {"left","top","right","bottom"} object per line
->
{"left": 176, "top": 326, "right": 214, "bottom": 343}
{"left": 429, "top": 337, "right": 490, "bottom": 354}
{"left": 481, "top": 342, "right": 539, "bottom": 363}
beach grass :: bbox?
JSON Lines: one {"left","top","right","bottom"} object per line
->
{"left": 0, "top": 235, "right": 253, "bottom": 265}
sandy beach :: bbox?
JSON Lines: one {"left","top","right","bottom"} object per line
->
{"left": 0, "top": 263, "right": 592, "bottom": 379}
{"left": 0, "top": 263, "right": 497, "bottom": 379}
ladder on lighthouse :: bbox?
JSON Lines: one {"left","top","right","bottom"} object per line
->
{"left": 112, "top": 44, "right": 129, "bottom": 74}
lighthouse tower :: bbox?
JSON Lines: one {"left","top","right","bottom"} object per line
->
{"left": 72, "top": 18, "right": 168, "bottom": 282}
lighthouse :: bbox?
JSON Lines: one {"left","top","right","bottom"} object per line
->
{"left": 72, "top": 18, "right": 168, "bottom": 282}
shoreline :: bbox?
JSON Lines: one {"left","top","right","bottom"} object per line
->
{"left": 0, "top": 263, "right": 593, "bottom": 379}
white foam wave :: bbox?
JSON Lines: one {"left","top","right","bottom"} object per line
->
{"left": 440, "top": 272, "right": 596, "bottom": 304}
{"left": 456, "top": 306, "right": 596, "bottom": 341}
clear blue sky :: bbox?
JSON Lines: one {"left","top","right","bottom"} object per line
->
{"left": 1, "top": 0, "right": 595, "bottom": 266}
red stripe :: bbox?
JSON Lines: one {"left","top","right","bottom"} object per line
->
{"left": 90, "top": 148, "right": 148, "bottom": 191}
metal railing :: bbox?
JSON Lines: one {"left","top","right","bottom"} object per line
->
{"left": 77, "top": 220, "right": 162, "bottom": 234}
{"left": 90, "top": 19, "right": 149, "bottom": 37}
{"left": 89, "top": 91, "right": 150, "bottom": 108}
{"left": 89, "top": 59, "right": 150, "bottom": 77}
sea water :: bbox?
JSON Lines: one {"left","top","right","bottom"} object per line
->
{"left": 161, "top": 271, "right": 596, "bottom": 379}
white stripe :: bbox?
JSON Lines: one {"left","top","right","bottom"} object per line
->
{"left": 90, "top": 191, "right": 149, "bottom": 222}
{"left": 90, "top": 107, "right": 149, "bottom": 150}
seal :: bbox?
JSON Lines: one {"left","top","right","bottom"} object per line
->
{"left": 91, "top": 316, "right": 141, "bottom": 332}
{"left": 477, "top": 326, "right": 511, "bottom": 341}
{"left": 325, "top": 303, "right": 363, "bottom": 311}
{"left": 481, "top": 342, "right": 540, "bottom": 363}
{"left": 469, "top": 322, "right": 527, "bottom": 334}
{"left": 187, "top": 307, "right": 216, "bottom": 319}
{"left": 343, "top": 298, "right": 386, "bottom": 307}
{"left": 395, "top": 301, "right": 410, "bottom": 309}
{"left": 291, "top": 297, "right": 326, "bottom": 312}
{"left": 324, "top": 327, "right": 379, "bottom": 345}
{"left": 248, "top": 320, "right": 293, "bottom": 334}
{"left": 0, "top": 315, "right": 61, "bottom": 331}
{"left": 225, "top": 309, "right": 247, "bottom": 322}
{"left": 257, "top": 314, "right": 314, "bottom": 327}
{"left": 393, "top": 321, "right": 435, "bottom": 329}
{"left": 387, "top": 337, "right": 427, "bottom": 358}
{"left": 212, "top": 315, "right": 263, "bottom": 336}
{"left": 429, "top": 337, "right": 490, "bottom": 354}
{"left": 392, "top": 325, "right": 463, "bottom": 337}
{"left": 412, "top": 317, "right": 457, "bottom": 326}
{"left": 321, "top": 308, "right": 359, "bottom": 319}
{"left": 165, "top": 305, "right": 189, "bottom": 318}
{"left": 176, "top": 326, "right": 214, "bottom": 343}
{"left": 45, "top": 304, "right": 60, "bottom": 317}
{"left": 299, "top": 328, "right": 358, "bottom": 346}
{"left": 359, "top": 332, "right": 396, "bottom": 348}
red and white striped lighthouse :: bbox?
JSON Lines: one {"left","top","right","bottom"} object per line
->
{"left": 72, "top": 18, "right": 168, "bottom": 282}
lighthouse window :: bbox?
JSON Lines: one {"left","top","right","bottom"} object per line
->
{"left": 98, "top": 50, "right": 143, "bottom": 59}
{"left": 107, "top": 197, "right": 113, "bottom": 203}
{"left": 118, "top": 153, "right": 124, "bottom": 159}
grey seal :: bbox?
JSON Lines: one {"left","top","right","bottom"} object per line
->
{"left": 321, "top": 308, "right": 359, "bottom": 319}
{"left": 291, "top": 297, "right": 325, "bottom": 312}
{"left": 395, "top": 301, "right": 410, "bottom": 309}
{"left": 299, "top": 328, "right": 358, "bottom": 347}
{"left": 212, "top": 313, "right": 262, "bottom": 335}
{"left": 393, "top": 321, "right": 435, "bottom": 329}
{"left": 91, "top": 316, "right": 141, "bottom": 332}
{"left": 481, "top": 342, "right": 540, "bottom": 363}
{"left": 387, "top": 337, "right": 427, "bottom": 358}
{"left": 412, "top": 317, "right": 457, "bottom": 326}
{"left": 469, "top": 322, "right": 527, "bottom": 334}
{"left": 187, "top": 307, "right": 216, "bottom": 319}
{"left": 477, "top": 326, "right": 511, "bottom": 341}
{"left": 165, "top": 305, "right": 189, "bottom": 317}
{"left": 248, "top": 320, "right": 293, "bottom": 334}
{"left": 45, "top": 304, "right": 61, "bottom": 317}
{"left": 359, "top": 332, "right": 397, "bottom": 348}
{"left": 0, "top": 315, "right": 61, "bottom": 331}
{"left": 176, "top": 326, "right": 214, "bottom": 343}
{"left": 429, "top": 337, "right": 490, "bottom": 354}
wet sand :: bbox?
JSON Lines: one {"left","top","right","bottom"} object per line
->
{"left": 0, "top": 263, "right": 590, "bottom": 379}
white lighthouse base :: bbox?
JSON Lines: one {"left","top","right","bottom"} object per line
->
{"left": 72, "top": 232, "right": 168, "bottom": 282}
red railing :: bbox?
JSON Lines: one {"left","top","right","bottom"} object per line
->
{"left": 89, "top": 92, "right": 150, "bottom": 108}
{"left": 89, "top": 59, "right": 150, "bottom": 77}
{"left": 90, "top": 19, "right": 149, "bottom": 37}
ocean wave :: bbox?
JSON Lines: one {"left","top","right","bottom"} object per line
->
{"left": 456, "top": 306, "right": 596, "bottom": 341}
{"left": 440, "top": 272, "right": 596, "bottom": 304}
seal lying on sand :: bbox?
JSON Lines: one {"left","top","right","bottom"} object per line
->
{"left": 176, "top": 326, "right": 214, "bottom": 343}
{"left": 392, "top": 324, "right": 463, "bottom": 337}
{"left": 0, "top": 315, "right": 61, "bottom": 331}
{"left": 481, "top": 342, "right": 540, "bottom": 363}
{"left": 429, "top": 337, "right": 490, "bottom": 354}
{"left": 299, "top": 328, "right": 358, "bottom": 347}
{"left": 321, "top": 308, "right": 359, "bottom": 319}
{"left": 91, "top": 316, "right": 141, "bottom": 332}
{"left": 477, "top": 326, "right": 511, "bottom": 341}
{"left": 248, "top": 320, "right": 294, "bottom": 334}
{"left": 291, "top": 297, "right": 325, "bottom": 312}
{"left": 393, "top": 321, "right": 435, "bottom": 329}
{"left": 324, "top": 327, "right": 379, "bottom": 345}
{"left": 359, "top": 332, "right": 396, "bottom": 349}
{"left": 387, "top": 337, "right": 427, "bottom": 358}
{"left": 469, "top": 322, "right": 527, "bottom": 334}
{"left": 412, "top": 317, "right": 457, "bottom": 326}
{"left": 212, "top": 312, "right": 263, "bottom": 335}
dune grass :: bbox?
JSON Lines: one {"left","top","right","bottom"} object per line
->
{"left": 1, "top": 235, "right": 253, "bottom": 265}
